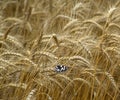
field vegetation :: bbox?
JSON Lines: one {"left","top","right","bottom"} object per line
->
{"left": 0, "top": 0, "right": 120, "bottom": 100}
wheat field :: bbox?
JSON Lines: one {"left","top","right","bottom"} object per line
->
{"left": 0, "top": 0, "right": 120, "bottom": 100}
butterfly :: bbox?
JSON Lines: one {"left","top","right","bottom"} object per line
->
{"left": 55, "top": 65, "right": 68, "bottom": 72}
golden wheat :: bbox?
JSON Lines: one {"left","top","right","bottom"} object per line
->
{"left": 0, "top": 0, "right": 120, "bottom": 100}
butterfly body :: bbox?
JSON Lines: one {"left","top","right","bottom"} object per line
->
{"left": 55, "top": 65, "right": 68, "bottom": 72}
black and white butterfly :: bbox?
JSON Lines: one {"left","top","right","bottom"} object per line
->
{"left": 55, "top": 65, "right": 68, "bottom": 72}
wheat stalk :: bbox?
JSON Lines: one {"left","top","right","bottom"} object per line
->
{"left": 26, "top": 88, "right": 37, "bottom": 100}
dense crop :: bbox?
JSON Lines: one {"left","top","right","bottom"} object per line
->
{"left": 0, "top": 0, "right": 120, "bottom": 100}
